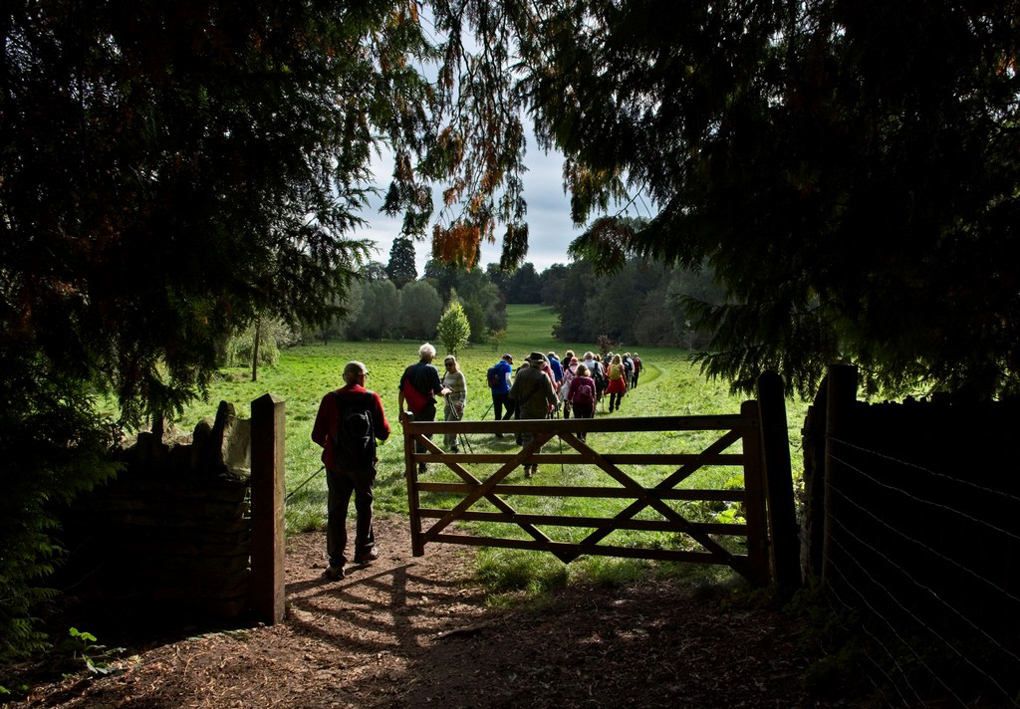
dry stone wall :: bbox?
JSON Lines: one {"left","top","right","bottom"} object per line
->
{"left": 59, "top": 402, "right": 253, "bottom": 625}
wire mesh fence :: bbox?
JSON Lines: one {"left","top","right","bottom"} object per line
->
{"left": 822, "top": 432, "right": 1020, "bottom": 707}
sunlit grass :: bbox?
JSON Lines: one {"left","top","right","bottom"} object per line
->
{"left": 174, "top": 304, "right": 809, "bottom": 591}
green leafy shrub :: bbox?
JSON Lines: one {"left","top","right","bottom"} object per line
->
{"left": 436, "top": 299, "right": 470, "bottom": 356}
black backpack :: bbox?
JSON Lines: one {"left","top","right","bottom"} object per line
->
{"left": 590, "top": 362, "right": 607, "bottom": 393}
{"left": 330, "top": 392, "right": 376, "bottom": 470}
{"left": 487, "top": 366, "right": 501, "bottom": 388}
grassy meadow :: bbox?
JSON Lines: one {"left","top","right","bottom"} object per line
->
{"left": 177, "top": 304, "right": 809, "bottom": 594}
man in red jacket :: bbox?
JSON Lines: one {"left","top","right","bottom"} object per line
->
{"left": 312, "top": 361, "right": 391, "bottom": 581}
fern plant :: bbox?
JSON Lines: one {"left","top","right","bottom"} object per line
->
{"left": 0, "top": 345, "right": 120, "bottom": 662}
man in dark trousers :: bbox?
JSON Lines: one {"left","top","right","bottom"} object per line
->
{"left": 312, "top": 361, "right": 391, "bottom": 581}
{"left": 508, "top": 351, "right": 559, "bottom": 478}
{"left": 398, "top": 342, "right": 447, "bottom": 474}
{"left": 488, "top": 353, "right": 515, "bottom": 435}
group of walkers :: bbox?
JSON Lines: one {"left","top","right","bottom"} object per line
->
{"left": 309, "top": 343, "right": 644, "bottom": 581}
{"left": 489, "top": 349, "right": 642, "bottom": 420}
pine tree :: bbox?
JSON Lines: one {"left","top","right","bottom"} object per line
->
{"left": 385, "top": 237, "right": 418, "bottom": 288}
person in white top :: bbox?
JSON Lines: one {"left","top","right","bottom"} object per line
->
{"left": 441, "top": 355, "right": 467, "bottom": 452}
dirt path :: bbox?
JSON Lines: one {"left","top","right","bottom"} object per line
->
{"left": 10, "top": 517, "right": 832, "bottom": 708}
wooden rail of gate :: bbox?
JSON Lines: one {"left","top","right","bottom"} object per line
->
{"left": 401, "top": 373, "right": 798, "bottom": 589}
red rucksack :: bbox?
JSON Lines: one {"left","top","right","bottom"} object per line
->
{"left": 401, "top": 366, "right": 428, "bottom": 414}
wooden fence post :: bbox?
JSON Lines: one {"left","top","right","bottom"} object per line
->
{"left": 741, "top": 400, "right": 770, "bottom": 586}
{"left": 822, "top": 364, "right": 858, "bottom": 587}
{"left": 755, "top": 372, "right": 801, "bottom": 594}
{"left": 403, "top": 413, "right": 424, "bottom": 557}
{"left": 250, "top": 393, "right": 286, "bottom": 625}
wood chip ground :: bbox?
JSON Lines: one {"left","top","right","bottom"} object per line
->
{"left": 9, "top": 517, "right": 839, "bottom": 708}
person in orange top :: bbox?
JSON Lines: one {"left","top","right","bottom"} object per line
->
{"left": 312, "top": 361, "right": 391, "bottom": 581}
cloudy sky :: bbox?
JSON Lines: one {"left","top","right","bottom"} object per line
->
{"left": 358, "top": 133, "right": 583, "bottom": 275}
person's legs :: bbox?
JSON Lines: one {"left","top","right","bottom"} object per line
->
{"left": 520, "top": 430, "right": 542, "bottom": 477}
{"left": 351, "top": 467, "right": 377, "bottom": 561}
{"left": 444, "top": 400, "right": 458, "bottom": 450}
{"left": 415, "top": 403, "right": 437, "bottom": 472}
{"left": 326, "top": 468, "right": 354, "bottom": 569}
{"left": 501, "top": 394, "right": 515, "bottom": 420}
{"left": 573, "top": 402, "right": 594, "bottom": 440}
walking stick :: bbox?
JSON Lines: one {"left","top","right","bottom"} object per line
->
{"left": 285, "top": 464, "right": 325, "bottom": 502}
{"left": 450, "top": 402, "right": 474, "bottom": 455}
{"left": 557, "top": 415, "right": 565, "bottom": 476}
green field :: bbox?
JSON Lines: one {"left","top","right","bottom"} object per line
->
{"left": 178, "top": 304, "right": 808, "bottom": 592}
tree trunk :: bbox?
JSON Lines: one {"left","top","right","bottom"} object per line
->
{"left": 251, "top": 317, "right": 261, "bottom": 383}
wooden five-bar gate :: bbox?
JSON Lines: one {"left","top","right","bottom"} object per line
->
{"left": 402, "top": 373, "right": 800, "bottom": 589}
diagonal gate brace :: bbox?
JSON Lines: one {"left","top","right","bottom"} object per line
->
{"left": 556, "top": 429, "right": 746, "bottom": 575}
{"left": 418, "top": 433, "right": 573, "bottom": 563}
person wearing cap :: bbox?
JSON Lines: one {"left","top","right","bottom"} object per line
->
{"left": 508, "top": 351, "right": 559, "bottom": 478}
{"left": 311, "top": 361, "right": 391, "bottom": 581}
{"left": 487, "top": 353, "right": 515, "bottom": 435}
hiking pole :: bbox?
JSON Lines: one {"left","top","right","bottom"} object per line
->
{"left": 285, "top": 464, "right": 325, "bottom": 502}
{"left": 450, "top": 403, "right": 474, "bottom": 455}
{"left": 557, "top": 415, "right": 565, "bottom": 477}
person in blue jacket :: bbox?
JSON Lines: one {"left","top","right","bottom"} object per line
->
{"left": 547, "top": 351, "right": 563, "bottom": 384}
{"left": 487, "top": 353, "right": 514, "bottom": 436}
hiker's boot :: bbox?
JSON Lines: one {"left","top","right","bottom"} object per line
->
{"left": 323, "top": 565, "right": 345, "bottom": 581}
{"left": 354, "top": 547, "right": 380, "bottom": 564}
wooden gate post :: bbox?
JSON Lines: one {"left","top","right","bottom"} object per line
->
{"left": 741, "top": 400, "right": 770, "bottom": 586}
{"left": 822, "top": 364, "right": 858, "bottom": 587}
{"left": 251, "top": 393, "right": 286, "bottom": 625}
{"left": 403, "top": 413, "right": 425, "bottom": 557}
{"left": 755, "top": 372, "right": 801, "bottom": 593}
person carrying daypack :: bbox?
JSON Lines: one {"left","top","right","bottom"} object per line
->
{"left": 508, "top": 352, "right": 559, "bottom": 478}
{"left": 583, "top": 351, "right": 607, "bottom": 403}
{"left": 623, "top": 352, "right": 635, "bottom": 388}
{"left": 398, "top": 342, "right": 447, "bottom": 474}
{"left": 566, "top": 363, "right": 597, "bottom": 441}
{"left": 312, "top": 360, "right": 391, "bottom": 581}
{"left": 559, "top": 355, "right": 579, "bottom": 419}
{"left": 606, "top": 353, "right": 628, "bottom": 413}
{"left": 631, "top": 352, "right": 643, "bottom": 388}
{"left": 487, "top": 353, "right": 514, "bottom": 435}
